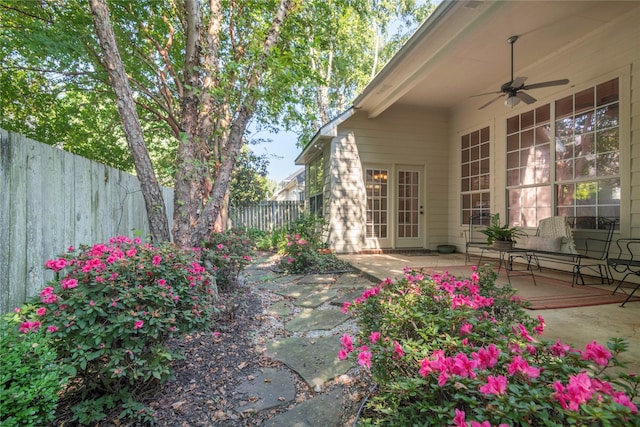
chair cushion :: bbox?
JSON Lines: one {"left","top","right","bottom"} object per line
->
{"left": 518, "top": 236, "right": 562, "bottom": 252}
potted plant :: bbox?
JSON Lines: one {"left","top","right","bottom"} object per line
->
{"left": 480, "top": 213, "right": 524, "bottom": 249}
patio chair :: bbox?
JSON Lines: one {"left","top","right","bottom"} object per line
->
{"left": 464, "top": 212, "right": 491, "bottom": 263}
{"left": 608, "top": 238, "right": 640, "bottom": 307}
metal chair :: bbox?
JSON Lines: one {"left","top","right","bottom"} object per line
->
{"left": 464, "top": 212, "right": 491, "bottom": 263}
{"left": 607, "top": 238, "right": 640, "bottom": 307}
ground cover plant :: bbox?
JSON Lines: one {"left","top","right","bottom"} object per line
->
{"left": 0, "top": 313, "right": 65, "bottom": 426}
{"left": 9, "top": 236, "right": 219, "bottom": 424}
{"left": 340, "top": 266, "right": 639, "bottom": 426}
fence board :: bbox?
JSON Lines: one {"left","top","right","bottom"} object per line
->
{"left": 228, "top": 201, "right": 305, "bottom": 231}
{"left": 0, "top": 130, "right": 174, "bottom": 314}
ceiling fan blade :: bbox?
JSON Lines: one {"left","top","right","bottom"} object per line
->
{"left": 523, "top": 79, "right": 569, "bottom": 90}
{"left": 469, "top": 90, "right": 502, "bottom": 98}
{"left": 509, "top": 76, "right": 527, "bottom": 89}
{"left": 516, "top": 91, "right": 537, "bottom": 104}
{"left": 479, "top": 94, "right": 504, "bottom": 110}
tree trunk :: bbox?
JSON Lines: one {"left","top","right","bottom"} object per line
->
{"left": 88, "top": 0, "right": 170, "bottom": 242}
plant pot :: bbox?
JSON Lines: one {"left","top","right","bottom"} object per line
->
{"left": 491, "top": 240, "right": 514, "bottom": 250}
{"left": 437, "top": 244, "right": 456, "bottom": 254}
{"left": 317, "top": 248, "right": 333, "bottom": 255}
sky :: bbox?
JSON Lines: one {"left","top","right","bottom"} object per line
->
{"left": 249, "top": 128, "right": 302, "bottom": 184}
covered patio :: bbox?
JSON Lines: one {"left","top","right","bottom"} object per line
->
{"left": 340, "top": 252, "right": 640, "bottom": 374}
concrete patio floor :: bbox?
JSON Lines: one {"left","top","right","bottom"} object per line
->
{"left": 339, "top": 251, "right": 640, "bottom": 375}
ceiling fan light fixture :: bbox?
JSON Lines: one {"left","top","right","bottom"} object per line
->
{"left": 504, "top": 94, "right": 520, "bottom": 107}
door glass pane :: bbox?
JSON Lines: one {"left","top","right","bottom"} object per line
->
{"left": 397, "top": 170, "right": 419, "bottom": 239}
{"left": 365, "top": 169, "right": 388, "bottom": 239}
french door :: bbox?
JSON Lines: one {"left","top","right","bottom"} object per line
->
{"left": 396, "top": 167, "right": 423, "bottom": 248}
{"left": 365, "top": 165, "right": 423, "bottom": 248}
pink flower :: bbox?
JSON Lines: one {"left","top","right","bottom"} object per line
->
{"left": 550, "top": 339, "right": 572, "bottom": 357}
{"left": 133, "top": 320, "right": 144, "bottom": 330}
{"left": 470, "top": 422, "right": 491, "bottom": 427}
{"left": 507, "top": 355, "right": 540, "bottom": 378}
{"left": 89, "top": 300, "right": 95, "bottom": 307}
{"left": 47, "top": 325, "right": 59, "bottom": 333}
{"left": 393, "top": 341, "right": 404, "bottom": 359}
{"left": 125, "top": 248, "right": 137, "bottom": 257}
{"left": 158, "top": 279, "right": 167, "bottom": 286}
{"left": 452, "top": 352, "right": 478, "bottom": 379}
{"left": 565, "top": 372, "right": 594, "bottom": 410}
{"left": 369, "top": 331, "right": 381, "bottom": 344}
{"left": 19, "top": 321, "right": 41, "bottom": 334}
{"left": 45, "top": 258, "right": 67, "bottom": 272}
{"left": 479, "top": 375, "right": 508, "bottom": 396}
{"left": 341, "top": 301, "right": 351, "bottom": 314}
{"left": 612, "top": 391, "right": 638, "bottom": 414}
{"left": 213, "top": 331, "right": 220, "bottom": 338}
{"left": 217, "top": 243, "right": 224, "bottom": 250}
{"left": 340, "top": 334, "right": 354, "bottom": 352}
{"left": 451, "top": 408, "right": 467, "bottom": 427}
{"left": 513, "top": 323, "right": 534, "bottom": 342}
{"left": 582, "top": 341, "right": 612, "bottom": 367}
{"left": 460, "top": 322, "right": 473, "bottom": 335}
{"left": 36, "top": 307, "right": 47, "bottom": 316}
{"left": 472, "top": 344, "right": 500, "bottom": 369}
{"left": 533, "top": 315, "right": 545, "bottom": 335}
{"left": 40, "top": 287, "right": 58, "bottom": 304}
{"left": 358, "top": 347, "right": 372, "bottom": 368}
{"left": 61, "top": 278, "right": 78, "bottom": 290}
{"left": 338, "top": 349, "right": 348, "bottom": 360}
{"left": 152, "top": 255, "right": 162, "bottom": 265}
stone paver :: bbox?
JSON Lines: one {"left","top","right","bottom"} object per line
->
{"left": 285, "top": 309, "right": 350, "bottom": 332}
{"left": 293, "top": 288, "right": 338, "bottom": 308}
{"left": 296, "top": 274, "right": 337, "bottom": 285}
{"left": 265, "top": 301, "right": 293, "bottom": 317}
{"left": 266, "top": 335, "right": 353, "bottom": 388}
{"left": 235, "top": 367, "right": 296, "bottom": 413}
{"left": 263, "top": 386, "right": 349, "bottom": 427}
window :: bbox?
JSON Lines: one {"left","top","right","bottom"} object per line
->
{"left": 506, "top": 105, "right": 552, "bottom": 226}
{"left": 461, "top": 127, "right": 491, "bottom": 224}
{"left": 308, "top": 155, "right": 324, "bottom": 216}
{"left": 365, "top": 169, "right": 388, "bottom": 238}
{"left": 506, "top": 78, "right": 620, "bottom": 228}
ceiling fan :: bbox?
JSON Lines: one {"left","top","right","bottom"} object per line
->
{"left": 472, "top": 35, "right": 569, "bottom": 110}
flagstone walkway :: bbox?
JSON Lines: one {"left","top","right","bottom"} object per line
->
{"left": 233, "top": 254, "right": 376, "bottom": 426}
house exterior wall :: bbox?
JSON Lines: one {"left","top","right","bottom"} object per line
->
{"left": 327, "top": 106, "right": 449, "bottom": 253}
{"left": 447, "top": 8, "right": 640, "bottom": 250}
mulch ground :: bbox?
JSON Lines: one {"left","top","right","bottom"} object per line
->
{"left": 52, "top": 259, "right": 371, "bottom": 426}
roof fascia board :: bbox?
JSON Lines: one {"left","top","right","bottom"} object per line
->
{"left": 352, "top": 0, "right": 458, "bottom": 108}
{"left": 367, "top": 2, "right": 504, "bottom": 118}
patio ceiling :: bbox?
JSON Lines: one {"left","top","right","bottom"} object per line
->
{"left": 354, "top": 0, "right": 639, "bottom": 118}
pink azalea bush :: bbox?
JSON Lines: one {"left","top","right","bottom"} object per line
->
{"left": 14, "top": 236, "right": 218, "bottom": 423}
{"left": 340, "top": 266, "right": 639, "bottom": 426}
{"left": 202, "top": 228, "right": 255, "bottom": 290}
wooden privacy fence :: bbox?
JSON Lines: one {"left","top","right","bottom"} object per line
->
{"left": 0, "top": 129, "right": 174, "bottom": 314}
{"left": 228, "top": 201, "right": 305, "bottom": 231}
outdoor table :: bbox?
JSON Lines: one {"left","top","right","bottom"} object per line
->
{"left": 478, "top": 246, "right": 537, "bottom": 286}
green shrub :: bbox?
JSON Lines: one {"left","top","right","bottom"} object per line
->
{"left": 202, "top": 228, "right": 255, "bottom": 290}
{"left": 340, "top": 266, "right": 639, "bottom": 426}
{"left": 19, "top": 236, "right": 217, "bottom": 423}
{"left": 0, "top": 311, "right": 65, "bottom": 426}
